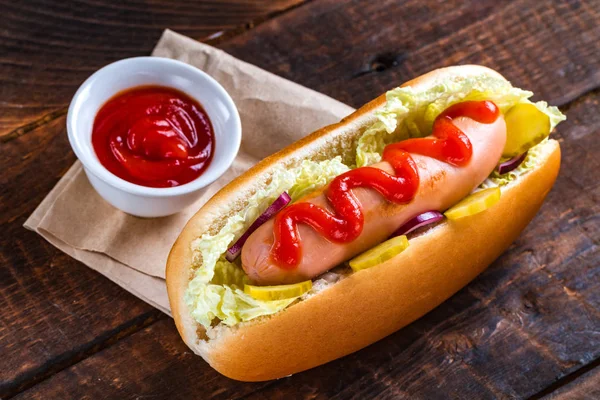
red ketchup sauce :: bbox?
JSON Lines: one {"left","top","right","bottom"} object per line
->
{"left": 92, "top": 86, "right": 214, "bottom": 188}
{"left": 272, "top": 100, "right": 500, "bottom": 268}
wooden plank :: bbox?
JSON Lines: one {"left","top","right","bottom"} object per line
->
{"left": 4, "top": 0, "right": 599, "bottom": 397}
{"left": 10, "top": 319, "right": 273, "bottom": 400}
{"left": 0, "top": 116, "right": 166, "bottom": 398}
{"left": 0, "top": 0, "right": 306, "bottom": 137}
{"left": 0, "top": 0, "right": 310, "bottom": 397}
{"left": 220, "top": 0, "right": 600, "bottom": 109}
{"left": 0, "top": 1, "right": 308, "bottom": 396}
{"left": 542, "top": 365, "right": 600, "bottom": 399}
{"left": 12, "top": 83, "right": 600, "bottom": 400}
{"left": 215, "top": 2, "right": 600, "bottom": 394}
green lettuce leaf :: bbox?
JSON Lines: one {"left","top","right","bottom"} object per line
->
{"left": 356, "top": 74, "right": 565, "bottom": 167}
{"left": 185, "top": 157, "right": 349, "bottom": 329}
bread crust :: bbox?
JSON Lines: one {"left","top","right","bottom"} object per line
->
{"left": 166, "top": 65, "right": 560, "bottom": 381}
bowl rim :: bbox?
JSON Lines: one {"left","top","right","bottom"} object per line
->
{"left": 67, "top": 56, "right": 241, "bottom": 198}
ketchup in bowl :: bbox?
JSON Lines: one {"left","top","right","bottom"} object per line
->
{"left": 92, "top": 86, "right": 215, "bottom": 188}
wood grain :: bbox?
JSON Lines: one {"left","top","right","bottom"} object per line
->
{"left": 0, "top": 0, "right": 306, "bottom": 137}
{"left": 0, "top": 0, "right": 307, "bottom": 397}
{"left": 0, "top": 115, "right": 165, "bottom": 398}
{"left": 11, "top": 319, "right": 274, "bottom": 400}
{"left": 11, "top": 72, "right": 600, "bottom": 400}
{"left": 542, "top": 363, "right": 600, "bottom": 399}
{"left": 221, "top": 0, "right": 600, "bottom": 108}
{"left": 2, "top": 0, "right": 600, "bottom": 398}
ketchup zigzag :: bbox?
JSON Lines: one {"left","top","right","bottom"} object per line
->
{"left": 272, "top": 100, "right": 500, "bottom": 269}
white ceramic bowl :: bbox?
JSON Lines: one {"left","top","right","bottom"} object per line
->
{"left": 67, "top": 57, "right": 241, "bottom": 217}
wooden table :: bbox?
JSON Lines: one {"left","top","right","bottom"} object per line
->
{"left": 2, "top": 1, "right": 599, "bottom": 398}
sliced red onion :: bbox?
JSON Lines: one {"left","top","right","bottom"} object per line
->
{"left": 392, "top": 211, "right": 444, "bottom": 237}
{"left": 497, "top": 152, "right": 528, "bottom": 175}
{"left": 226, "top": 192, "right": 292, "bottom": 262}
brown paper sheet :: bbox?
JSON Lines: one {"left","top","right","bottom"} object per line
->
{"left": 24, "top": 29, "right": 354, "bottom": 315}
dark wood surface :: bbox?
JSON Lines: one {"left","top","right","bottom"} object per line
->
{"left": 1, "top": 0, "right": 599, "bottom": 399}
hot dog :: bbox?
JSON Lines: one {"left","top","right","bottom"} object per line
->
{"left": 166, "top": 65, "right": 565, "bottom": 381}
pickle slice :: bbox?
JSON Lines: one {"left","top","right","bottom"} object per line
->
{"left": 244, "top": 280, "right": 312, "bottom": 301}
{"left": 503, "top": 103, "right": 551, "bottom": 157}
{"left": 444, "top": 187, "right": 501, "bottom": 220}
{"left": 349, "top": 235, "right": 409, "bottom": 272}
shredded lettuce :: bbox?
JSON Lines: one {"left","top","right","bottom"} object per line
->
{"left": 186, "top": 72, "right": 566, "bottom": 330}
{"left": 356, "top": 74, "right": 565, "bottom": 167}
{"left": 185, "top": 157, "right": 350, "bottom": 329}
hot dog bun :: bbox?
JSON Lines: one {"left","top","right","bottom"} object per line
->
{"left": 166, "top": 65, "right": 561, "bottom": 381}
